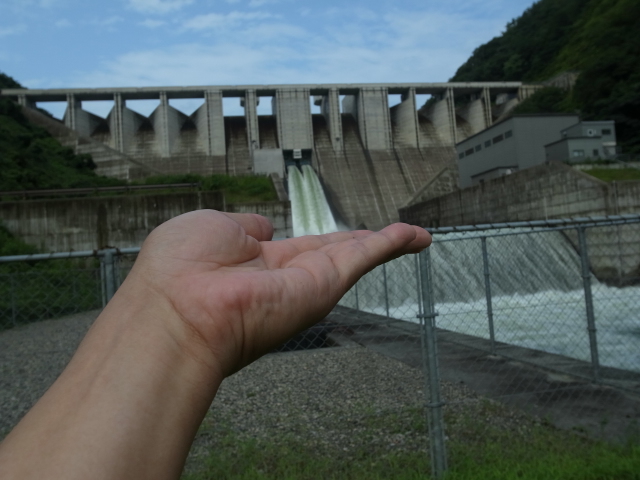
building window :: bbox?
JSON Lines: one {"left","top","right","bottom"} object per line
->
{"left": 602, "top": 128, "right": 612, "bottom": 135}
{"left": 493, "top": 134, "right": 504, "bottom": 144}
{"left": 593, "top": 149, "right": 600, "bottom": 156}
{"left": 465, "top": 148, "right": 474, "bottom": 156}
{"left": 572, "top": 150, "right": 585, "bottom": 157}
{"left": 505, "top": 130, "right": 513, "bottom": 138}
{"left": 475, "top": 144, "right": 482, "bottom": 152}
{"left": 484, "top": 140, "right": 492, "bottom": 148}
{"left": 458, "top": 152, "right": 465, "bottom": 159}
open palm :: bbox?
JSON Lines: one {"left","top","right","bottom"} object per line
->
{"left": 128, "top": 210, "right": 431, "bottom": 375}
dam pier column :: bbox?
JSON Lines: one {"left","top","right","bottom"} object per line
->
{"left": 110, "top": 93, "right": 125, "bottom": 152}
{"left": 153, "top": 91, "right": 183, "bottom": 157}
{"left": 356, "top": 87, "right": 393, "bottom": 150}
{"left": 321, "top": 88, "right": 343, "bottom": 151}
{"left": 201, "top": 89, "right": 226, "bottom": 157}
{"left": 109, "top": 93, "right": 144, "bottom": 154}
{"left": 482, "top": 87, "right": 493, "bottom": 128}
{"left": 244, "top": 89, "right": 260, "bottom": 151}
{"left": 63, "top": 93, "right": 93, "bottom": 138}
{"left": 457, "top": 88, "right": 491, "bottom": 137}
{"left": 518, "top": 85, "right": 537, "bottom": 101}
{"left": 17, "top": 94, "right": 36, "bottom": 109}
{"left": 391, "top": 87, "right": 420, "bottom": 147}
{"left": 425, "top": 87, "right": 457, "bottom": 144}
{"left": 273, "top": 88, "right": 313, "bottom": 150}
{"left": 64, "top": 93, "right": 79, "bottom": 131}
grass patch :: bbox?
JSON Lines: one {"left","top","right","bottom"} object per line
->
{"left": 583, "top": 168, "right": 640, "bottom": 182}
{"left": 135, "top": 173, "right": 278, "bottom": 203}
{"left": 446, "top": 423, "right": 640, "bottom": 480}
{"left": 183, "top": 433, "right": 640, "bottom": 480}
{"left": 183, "top": 420, "right": 640, "bottom": 480}
{"left": 183, "top": 435, "right": 431, "bottom": 480}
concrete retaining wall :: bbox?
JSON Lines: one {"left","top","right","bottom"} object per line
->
{"left": 399, "top": 162, "right": 640, "bottom": 282}
{"left": 398, "top": 162, "right": 640, "bottom": 226}
{"left": 1, "top": 193, "right": 292, "bottom": 252}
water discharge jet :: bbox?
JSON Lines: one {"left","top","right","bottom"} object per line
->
{"left": 288, "top": 165, "right": 338, "bottom": 237}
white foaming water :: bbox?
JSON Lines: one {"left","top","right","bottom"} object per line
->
{"left": 288, "top": 165, "right": 338, "bottom": 237}
{"left": 339, "top": 230, "right": 640, "bottom": 373}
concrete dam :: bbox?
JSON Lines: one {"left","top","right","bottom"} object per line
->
{"left": 1, "top": 82, "right": 539, "bottom": 230}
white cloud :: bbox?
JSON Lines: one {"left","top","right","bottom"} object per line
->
{"left": 55, "top": 18, "right": 72, "bottom": 27}
{"left": 248, "top": 0, "right": 271, "bottom": 7}
{"left": 0, "top": 24, "right": 26, "bottom": 36}
{"left": 139, "top": 19, "right": 166, "bottom": 28}
{"left": 182, "top": 11, "right": 275, "bottom": 31}
{"left": 128, "top": 0, "right": 193, "bottom": 14}
{"left": 93, "top": 16, "right": 124, "bottom": 27}
{"left": 71, "top": 3, "right": 532, "bottom": 91}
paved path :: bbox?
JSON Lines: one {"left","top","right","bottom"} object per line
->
{"left": 326, "top": 306, "right": 640, "bottom": 442}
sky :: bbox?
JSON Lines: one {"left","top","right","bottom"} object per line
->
{"left": 1, "top": 0, "right": 536, "bottom": 117}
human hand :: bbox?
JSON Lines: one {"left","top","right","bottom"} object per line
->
{"left": 0, "top": 209, "right": 431, "bottom": 480}
{"left": 125, "top": 210, "right": 431, "bottom": 376}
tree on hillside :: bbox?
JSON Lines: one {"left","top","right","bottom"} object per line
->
{"left": 0, "top": 72, "right": 22, "bottom": 90}
{"left": 451, "top": 0, "right": 591, "bottom": 82}
{"left": 450, "top": 0, "right": 640, "bottom": 153}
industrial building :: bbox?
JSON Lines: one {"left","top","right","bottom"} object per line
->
{"left": 456, "top": 115, "right": 618, "bottom": 188}
{"left": 456, "top": 114, "right": 579, "bottom": 187}
{"left": 545, "top": 120, "right": 617, "bottom": 162}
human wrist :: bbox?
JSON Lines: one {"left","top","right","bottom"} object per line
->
{"left": 105, "top": 270, "right": 226, "bottom": 385}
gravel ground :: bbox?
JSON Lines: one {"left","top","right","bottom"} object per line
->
{"left": 0, "top": 311, "right": 97, "bottom": 438}
{"left": 0, "top": 310, "right": 542, "bottom": 474}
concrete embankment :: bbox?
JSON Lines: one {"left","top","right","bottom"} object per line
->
{"left": 399, "top": 162, "right": 640, "bottom": 282}
{"left": 0, "top": 193, "right": 291, "bottom": 252}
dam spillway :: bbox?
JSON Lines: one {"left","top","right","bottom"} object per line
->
{"left": 288, "top": 165, "right": 338, "bottom": 237}
{"left": 2, "top": 82, "right": 540, "bottom": 230}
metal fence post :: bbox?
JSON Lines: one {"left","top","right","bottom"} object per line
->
{"left": 418, "top": 249, "right": 448, "bottom": 479}
{"left": 10, "top": 274, "right": 17, "bottom": 326}
{"left": 480, "top": 237, "right": 496, "bottom": 354}
{"left": 577, "top": 227, "right": 601, "bottom": 382}
{"left": 383, "top": 263, "right": 390, "bottom": 318}
{"left": 354, "top": 281, "right": 360, "bottom": 311}
{"left": 100, "top": 249, "right": 118, "bottom": 304}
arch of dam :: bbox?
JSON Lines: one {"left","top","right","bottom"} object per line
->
{"left": 1, "top": 82, "right": 539, "bottom": 230}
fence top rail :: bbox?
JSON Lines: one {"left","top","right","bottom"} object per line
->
{"left": 0, "top": 247, "right": 141, "bottom": 264}
{"left": 0, "top": 183, "right": 201, "bottom": 198}
{"left": 427, "top": 214, "right": 640, "bottom": 235}
{"left": 1, "top": 214, "right": 638, "bottom": 263}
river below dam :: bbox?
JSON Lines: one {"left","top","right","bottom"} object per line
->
{"left": 286, "top": 168, "right": 639, "bottom": 374}
{"left": 340, "top": 231, "right": 640, "bottom": 374}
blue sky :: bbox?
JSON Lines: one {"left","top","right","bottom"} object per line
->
{"left": 1, "top": 0, "right": 536, "bottom": 117}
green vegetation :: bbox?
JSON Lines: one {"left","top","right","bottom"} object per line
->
{"left": 183, "top": 426, "right": 640, "bottom": 480}
{"left": 0, "top": 223, "right": 37, "bottom": 257}
{"left": 0, "top": 225, "right": 102, "bottom": 330}
{"left": 0, "top": 72, "right": 277, "bottom": 202}
{"left": 0, "top": 74, "right": 126, "bottom": 191}
{"left": 583, "top": 168, "right": 640, "bottom": 182}
{"left": 512, "top": 87, "right": 575, "bottom": 115}
{"left": 135, "top": 174, "right": 277, "bottom": 203}
{"left": 0, "top": 263, "right": 102, "bottom": 330}
{"left": 450, "top": 0, "right": 640, "bottom": 153}
{"left": 182, "top": 397, "right": 640, "bottom": 480}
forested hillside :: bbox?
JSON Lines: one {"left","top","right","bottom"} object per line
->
{"left": 0, "top": 73, "right": 124, "bottom": 191}
{"left": 451, "top": 0, "right": 640, "bottom": 153}
{"left": 0, "top": 73, "right": 276, "bottom": 202}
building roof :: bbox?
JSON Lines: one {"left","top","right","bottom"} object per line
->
{"left": 455, "top": 113, "right": 580, "bottom": 147}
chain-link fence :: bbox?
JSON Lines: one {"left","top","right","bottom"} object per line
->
{"left": 0, "top": 249, "right": 139, "bottom": 331}
{"left": 1, "top": 214, "right": 639, "bottom": 478}
{"left": 337, "top": 214, "right": 640, "bottom": 477}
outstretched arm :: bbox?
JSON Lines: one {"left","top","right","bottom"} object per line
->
{"left": 0, "top": 210, "right": 431, "bottom": 480}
